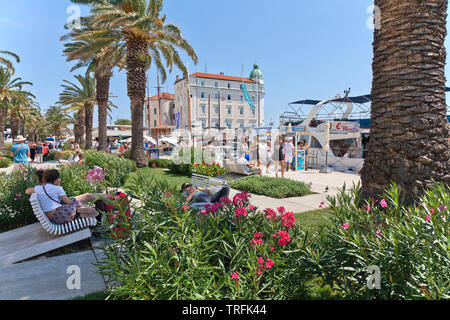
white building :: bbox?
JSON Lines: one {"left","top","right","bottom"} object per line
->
{"left": 144, "top": 92, "right": 175, "bottom": 129}
{"left": 174, "top": 64, "right": 265, "bottom": 130}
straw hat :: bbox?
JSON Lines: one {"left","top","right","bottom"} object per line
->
{"left": 15, "top": 135, "right": 26, "bottom": 142}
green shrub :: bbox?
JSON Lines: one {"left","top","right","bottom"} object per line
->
{"left": 169, "top": 162, "right": 192, "bottom": 176}
{"left": 0, "top": 156, "right": 12, "bottom": 168}
{"left": 96, "top": 174, "right": 314, "bottom": 300}
{"left": 148, "top": 158, "right": 173, "bottom": 169}
{"left": 59, "top": 164, "right": 97, "bottom": 198}
{"left": 84, "top": 150, "right": 136, "bottom": 188}
{"left": 231, "top": 176, "right": 312, "bottom": 199}
{"left": 308, "top": 182, "right": 450, "bottom": 300}
{"left": 0, "top": 166, "right": 39, "bottom": 232}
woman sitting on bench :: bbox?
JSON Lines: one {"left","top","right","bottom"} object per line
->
{"left": 26, "top": 169, "right": 105, "bottom": 224}
{"left": 181, "top": 183, "right": 230, "bottom": 210}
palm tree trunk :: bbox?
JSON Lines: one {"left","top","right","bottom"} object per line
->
{"left": 96, "top": 72, "right": 111, "bottom": 152}
{"left": 361, "top": 0, "right": 450, "bottom": 202}
{"left": 75, "top": 109, "right": 85, "bottom": 147}
{"left": 127, "top": 40, "right": 148, "bottom": 167}
{"left": 84, "top": 103, "right": 94, "bottom": 150}
{"left": 10, "top": 115, "right": 19, "bottom": 140}
{"left": 0, "top": 105, "right": 7, "bottom": 153}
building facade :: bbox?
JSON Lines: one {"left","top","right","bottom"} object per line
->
{"left": 173, "top": 64, "right": 265, "bottom": 130}
{"left": 144, "top": 92, "right": 176, "bottom": 137}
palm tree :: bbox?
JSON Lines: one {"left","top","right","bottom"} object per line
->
{"left": 59, "top": 73, "right": 97, "bottom": 149}
{"left": 0, "top": 50, "right": 20, "bottom": 74}
{"left": 61, "top": 15, "right": 126, "bottom": 152}
{"left": 45, "top": 105, "right": 72, "bottom": 141}
{"left": 361, "top": 0, "right": 450, "bottom": 202}
{"left": 0, "top": 67, "right": 33, "bottom": 153}
{"left": 8, "top": 92, "right": 37, "bottom": 138}
{"left": 75, "top": 0, "right": 198, "bottom": 166}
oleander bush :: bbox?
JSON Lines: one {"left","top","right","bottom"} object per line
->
{"left": 84, "top": 150, "right": 136, "bottom": 187}
{"left": 59, "top": 164, "right": 97, "bottom": 198}
{"left": 231, "top": 176, "right": 312, "bottom": 199}
{"left": 0, "top": 166, "right": 39, "bottom": 232}
{"left": 96, "top": 173, "right": 316, "bottom": 300}
{"left": 307, "top": 182, "right": 450, "bottom": 300}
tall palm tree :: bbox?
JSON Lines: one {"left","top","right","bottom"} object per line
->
{"left": 61, "top": 15, "right": 126, "bottom": 152}
{"left": 361, "top": 0, "right": 450, "bottom": 202}
{"left": 59, "top": 73, "right": 97, "bottom": 149}
{"left": 0, "top": 67, "right": 33, "bottom": 153}
{"left": 75, "top": 0, "right": 198, "bottom": 166}
{"left": 0, "top": 50, "right": 20, "bottom": 74}
{"left": 8, "top": 92, "right": 37, "bottom": 138}
{"left": 45, "top": 105, "right": 72, "bottom": 141}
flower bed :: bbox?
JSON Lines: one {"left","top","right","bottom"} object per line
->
{"left": 96, "top": 175, "right": 314, "bottom": 300}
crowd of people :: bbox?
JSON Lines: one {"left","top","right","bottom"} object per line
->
{"left": 221, "top": 134, "right": 309, "bottom": 178}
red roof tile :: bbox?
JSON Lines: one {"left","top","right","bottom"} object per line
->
{"left": 191, "top": 72, "right": 255, "bottom": 83}
{"left": 147, "top": 92, "right": 175, "bottom": 101}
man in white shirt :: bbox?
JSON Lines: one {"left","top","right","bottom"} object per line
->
{"left": 283, "top": 137, "right": 294, "bottom": 171}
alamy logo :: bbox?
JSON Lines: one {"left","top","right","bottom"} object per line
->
{"left": 66, "top": 265, "right": 81, "bottom": 290}
{"left": 367, "top": 5, "right": 382, "bottom": 30}
{"left": 66, "top": 5, "right": 81, "bottom": 31}
{"left": 366, "top": 265, "right": 381, "bottom": 290}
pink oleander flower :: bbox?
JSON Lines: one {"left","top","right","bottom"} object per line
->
{"left": 235, "top": 207, "right": 248, "bottom": 219}
{"left": 376, "top": 229, "right": 382, "bottom": 235}
{"left": 181, "top": 205, "right": 190, "bottom": 211}
{"left": 197, "top": 209, "right": 208, "bottom": 216}
{"left": 425, "top": 215, "right": 431, "bottom": 222}
{"left": 380, "top": 199, "right": 388, "bottom": 208}
{"left": 210, "top": 202, "right": 222, "bottom": 213}
{"left": 250, "top": 238, "right": 264, "bottom": 248}
{"left": 231, "top": 272, "right": 240, "bottom": 280}
{"left": 264, "top": 208, "right": 277, "bottom": 221}
{"left": 265, "top": 259, "right": 274, "bottom": 269}
{"left": 319, "top": 201, "right": 325, "bottom": 209}
{"left": 281, "top": 211, "right": 296, "bottom": 229}
{"left": 257, "top": 257, "right": 264, "bottom": 266}
{"left": 248, "top": 205, "right": 256, "bottom": 211}
{"left": 430, "top": 208, "right": 435, "bottom": 214}
{"left": 342, "top": 223, "right": 350, "bottom": 230}
{"left": 277, "top": 206, "right": 286, "bottom": 214}
{"left": 254, "top": 232, "right": 264, "bottom": 239}
{"left": 219, "top": 196, "right": 231, "bottom": 205}
{"left": 270, "top": 247, "right": 275, "bottom": 253}
{"left": 366, "top": 204, "right": 370, "bottom": 211}
{"left": 438, "top": 205, "right": 444, "bottom": 211}
{"left": 272, "top": 230, "right": 291, "bottom": 246}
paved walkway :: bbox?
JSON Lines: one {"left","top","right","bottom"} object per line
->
{"left": 0, "top": 248, "right": 105, "bottom": 300}
{"left": 229, "top": 169, "right": 361, "bottom": 213}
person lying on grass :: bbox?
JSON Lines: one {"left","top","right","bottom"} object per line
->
{"left": 26, "top": 169, "right": 107, "bottom": 224}
{"left": 180, "top": 182, "right": 230, "bottom": 210}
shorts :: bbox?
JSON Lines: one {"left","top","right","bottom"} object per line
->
{"left": 51, "top": 199, "right": 81, "bottom": 225}
{"left": 285, "top": 155, "right": 293, "bottom": 163}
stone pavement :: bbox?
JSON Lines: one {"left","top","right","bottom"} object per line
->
{"left": 0, "top": 248, "right": 105, "bottom": 300}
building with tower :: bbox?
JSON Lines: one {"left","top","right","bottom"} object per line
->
{"left": 173, "top": 64, "right": 265, "bottom": 130}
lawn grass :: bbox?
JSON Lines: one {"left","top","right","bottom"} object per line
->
{"left": 123, "top": 167, "right": 191, "bottom": 191}
{"left": 294, "top": 208, "right": 334, "bottom": 233}
{"left": 230, "top": 176, "right": 313, "bottom": 199}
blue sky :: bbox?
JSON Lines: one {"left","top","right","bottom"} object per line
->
{"left": 1, "top": 0, "right": 449, "bottom": 126}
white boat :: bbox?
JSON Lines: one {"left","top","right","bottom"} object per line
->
{"left": 282, "top": 93, "right": 372, "bottom": 172}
